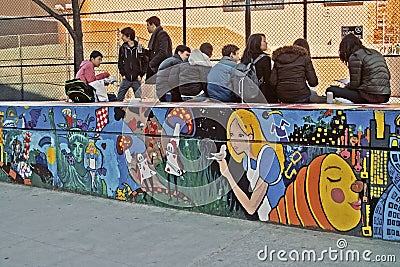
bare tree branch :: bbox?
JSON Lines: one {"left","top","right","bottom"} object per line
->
{"left": 32, "top": 0, "right": 84, "bottom": 74}
{"left": 31, "top": 0, "right": 75, "bottom": 38}
{"left": 80, "top": 0, "right": 87, "bottom": 12}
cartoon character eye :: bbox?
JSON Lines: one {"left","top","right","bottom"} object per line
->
{"left": 327, "top": 177, "right": 341, "bottom": 182}
{"left": 167, "top": 143, "right": 173, "bottom": 153}
{"left": 238, "top": 133, "right": 244, "bottom": 138}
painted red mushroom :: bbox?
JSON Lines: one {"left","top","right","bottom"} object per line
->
{"left": 165, "top": 107, "right": 195, "bottom": 136}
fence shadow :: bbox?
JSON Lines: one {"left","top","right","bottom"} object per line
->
{"left": 0, "top": 84, "right": 54, "bottom": 101}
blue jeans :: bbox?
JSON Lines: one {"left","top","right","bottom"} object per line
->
{"left": 117, "top": 79, "right": 141, "bottom": 101}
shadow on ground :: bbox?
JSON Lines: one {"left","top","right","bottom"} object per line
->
{"left": 0, "top": 84, "right": 55, "bottom": 101}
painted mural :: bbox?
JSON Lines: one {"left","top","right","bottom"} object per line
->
{"left": 0, "top": 103, "right": 399, "bottom": 242}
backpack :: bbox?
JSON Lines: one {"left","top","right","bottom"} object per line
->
{"left": 235, "top": 54, "right": 266, "bottom": 87}
{"left": 235, "top": 54, "right": 267, "bottom": 102}
{"left": 65, "top": 78, "right": 96, "bottom": 103}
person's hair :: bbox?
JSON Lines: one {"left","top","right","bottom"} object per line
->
{"left": 339, "top": 33, "right": 365, "bottom": 63}
{"left": 90, "top": 50, "right": 103, "bottom": 60}
{"left": 146, "top": 16, "right": 161, "bottom": 27}
{"left": 85, "top": 141, "right": 99, "bottom": 155}
{"left": 174, "top": 45, "right": 191, "bottom": 54}
{"left": 226, "top": 109, "right": 284, "bottom": 171}
{"left": 293, "top": 38, "right": 310, "bottom": 56}
{"left": 222, "top": 44, "right": 239, "bottom": 57}
{"left": 200, "top": 42, "right": 213, "bottom": 57}
{"left": 241, "top": 33, "right": 266, "bottom": 64}
{"left": 121, "top": 27, "right": 135, "bottom": 41}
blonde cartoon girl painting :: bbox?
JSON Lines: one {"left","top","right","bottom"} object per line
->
{"left": 86, "top": 142, "right": 99, "bottom": 191}
{"left": 216, "top": 109, "right": 286, "bottom": 221}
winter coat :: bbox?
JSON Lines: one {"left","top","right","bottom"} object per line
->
{"left": 347, "top": 48, "right": 390, "bottom": 96}
{"left": 270, "top": 45, "right": 318, "bottom": 103}
{"left": 118, "top": 41, "right": 145, "bottom": 82}
{"left": 179, "top": 49, "right": 212, "bottom": 97}
{"left": 75, "top": 60, "right": 109, "bottom": 84}
{"left": 207, "top": 56, "right": 240, "bottom": 102}
{"left": 146, "top": 26, "right": 173, "bottom": 81}
{"left": 156, "top": 54, "right": 184, "bottom": 101}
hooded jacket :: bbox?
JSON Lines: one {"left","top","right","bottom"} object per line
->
{"left": 270, "top": 45, "right": 318, "bottom": 103}
{"left": 347, "top": 48, "right": 390, "bottom": 96}
{"left": 179, "top": 49, "right": 212, "bottom": 96}
{"left": 118, "top": 40, "right": 145, "bottom": 81}
{"left": 75, "top": 60, "right": 109, "bottom": 84}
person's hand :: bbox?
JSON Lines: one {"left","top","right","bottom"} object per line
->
{"left": 216, "top": 158, "right": 229, "bottom": 177}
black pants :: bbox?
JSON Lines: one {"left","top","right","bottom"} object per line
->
{"left": 326, "top": 86, "right": 364, "bottom": 103}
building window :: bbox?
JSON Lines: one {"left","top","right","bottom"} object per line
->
{"left": 222, "top": 0, "right": 284, "bottom": 12}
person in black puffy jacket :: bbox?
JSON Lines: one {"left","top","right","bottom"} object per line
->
{"left": 326, "top": 33, "right": 391, "bottom": 103}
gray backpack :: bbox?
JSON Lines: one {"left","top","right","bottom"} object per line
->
{"left": 235, "top": 54, "right": 266, "bottom": 86}
{"left": 235, "top": 54, "right": 266, "bottom": 102}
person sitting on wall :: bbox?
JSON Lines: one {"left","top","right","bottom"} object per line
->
{"left": 326, "top": 33, "right": 391, "bottom": 104}
{"left": 179, "top": 42, "right": 214, "bottom": 101}
{"left": 156, "top": 45, "right": 191, "bottom": 102}
{"left": 269, "top": 38, "right": 319, "bottom": 103}
{"left": 207, "top": 44, "right": 241, "bottom": 102}
{"left": 75, "top": 50, "right": 110, "bottom": 84}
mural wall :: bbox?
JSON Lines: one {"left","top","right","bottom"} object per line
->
{"left": 0, "top": 102, "right": 399, "bottom": 242}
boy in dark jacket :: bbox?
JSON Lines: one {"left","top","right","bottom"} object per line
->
{"left": 117, "top": 27, "right": 146, "bottom": 101}
{"left": 156, "top": 45, "right": 191, "bottom": 102}
{"left": 145, "top": 16, "right": 173, "bottom": 83}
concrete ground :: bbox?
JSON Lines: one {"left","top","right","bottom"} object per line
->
{"left": 0, "top": 182, "right": 398, "bottom": 267}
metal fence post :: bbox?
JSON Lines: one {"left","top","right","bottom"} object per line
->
{"left": 183, "top": 0, "right": 187, "bottom": 45}
{"left": 245, "top": 0, "right": 251, "bottom": 41}
{"left": 18, "top": 35, "right": 24, "bottom": 100}
{"left": 303, "top": 0, "right": 307, "bottom": 39}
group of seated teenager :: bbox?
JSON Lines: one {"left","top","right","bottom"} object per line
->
{"left": 77, "top": 33, "right": 391, "bottom": 104}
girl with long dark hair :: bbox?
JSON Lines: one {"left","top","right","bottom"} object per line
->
{"left": 241, "top": 34, "right": 277, "bottom": 103}
{"left": 326, "top": 33, "right": 391, "bottom": 103}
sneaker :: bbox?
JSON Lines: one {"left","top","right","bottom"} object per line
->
{"left": 104, "top": 76, "right": 117, "bottom": 84}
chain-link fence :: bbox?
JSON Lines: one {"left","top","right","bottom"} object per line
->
{"left": 0, "top": 0, "right": 399, "bottom": 101}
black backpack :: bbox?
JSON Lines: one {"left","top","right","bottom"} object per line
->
{"left": 65, "top": 79, "right": 96, "bottom": 103}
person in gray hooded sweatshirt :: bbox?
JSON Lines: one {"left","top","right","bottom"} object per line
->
{"left": 179, "top": 43, "right": 213, "bottom": 101}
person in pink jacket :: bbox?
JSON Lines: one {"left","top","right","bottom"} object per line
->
{"left": 76, "top": 50, "right": 110, "bottom": 83}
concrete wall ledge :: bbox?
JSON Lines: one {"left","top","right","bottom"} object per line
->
{"left": 0, "top": 101, "right": 398, "bottom": 241}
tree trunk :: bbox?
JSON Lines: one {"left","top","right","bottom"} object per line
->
{"left": 72, "top": 0, "right": 84, "bottom": 75}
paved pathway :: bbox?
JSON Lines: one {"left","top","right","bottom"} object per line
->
{"left": 0, "top": 182, "right": 398, "bottom": 267}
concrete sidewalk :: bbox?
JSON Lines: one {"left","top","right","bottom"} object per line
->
{"left": 0, "top": 182, "right": 398, "bottom": 267}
